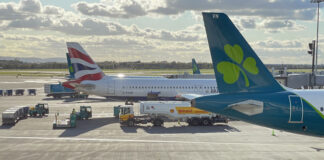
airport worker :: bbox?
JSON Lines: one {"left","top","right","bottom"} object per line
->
{"left": 72, "top": 108, "right": 76, "bottom": 114}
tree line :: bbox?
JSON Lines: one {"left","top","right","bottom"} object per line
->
{"left": 0, "top": 59, "right": 323, "bottom": 70}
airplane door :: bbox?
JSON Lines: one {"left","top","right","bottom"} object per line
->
{"left": 288, "top": 95, "right": 303, "bottom": 123}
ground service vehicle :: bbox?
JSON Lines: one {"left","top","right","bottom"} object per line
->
{"left": 53, "top": 112, "right": 77, "bottom": 129}
{"left": 15, "top": 89, "right": 24, "bottom": 96}
{"left": 140, "top": 101, "right": 228, "bottom": 126}
{"left": 28, "top": 89, "right": 36, "bottom": 95}
{"left": 2, "top": 106, "right": 29, "bottom": 125}
{"left": 44, "top": 83, "right": 88, "bottom": 99}
{"left": 119, "top": 101, "right": 228, "bottom": 127}
{"left": 119, "top": 105, "right": 154, "bottom": 126}
{"left": 29, "top": 103, "right": 49, "bottom": 117}
{"left": 76, "top": 106, "right": 92, "bottom": 120}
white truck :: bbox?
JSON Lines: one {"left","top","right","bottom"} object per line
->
{"left": 118, "top": 101, "right": 228, "bottom": 126}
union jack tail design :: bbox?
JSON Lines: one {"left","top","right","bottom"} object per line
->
{"left": 63, "top": 42, "right": 105, "bottom": 89}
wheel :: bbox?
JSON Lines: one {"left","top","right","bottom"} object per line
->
{"left": 191, "top": 118, "right": 200, "bottom": 126}
{"left": 202, "top": 119, "right": 211, "bottom": 126}
{"left": 153, "top": 119, "right": 163, "bottom": 126}
{"left": 128, "top": 120, "right": 134, "bottom": 127}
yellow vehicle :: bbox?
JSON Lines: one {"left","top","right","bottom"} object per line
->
{"left": 119, "top": 106, "right": 134, "bottom": 121}
{"left": 118, "top": 101, "right": 228, "bottom": 127}
{"left": 119, "top": 105, "right": 161, "bottom": 127}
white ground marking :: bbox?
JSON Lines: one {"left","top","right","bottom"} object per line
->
{"left": 0, "top": 136, "right": 318, "bottom": 147}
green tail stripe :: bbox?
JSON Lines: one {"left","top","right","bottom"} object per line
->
{"left": 302, "top": 98, "right": 324, "bottom": 120}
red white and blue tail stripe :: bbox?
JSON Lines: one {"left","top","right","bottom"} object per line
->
{"left": 63, "top": 42, "right": 104, "bottom": 89}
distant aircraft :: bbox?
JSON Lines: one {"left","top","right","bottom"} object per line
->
{"left": 62, "top": 42, "right": 218, "bottom": 101}
{"left": 192, "top": 13, "right": 324, "bottom": 137}
{"left": 192, "top": 58, "right": 201, "bottom": 74}
{"left": 66, "top": 53, "right": 75, "bottom": 79}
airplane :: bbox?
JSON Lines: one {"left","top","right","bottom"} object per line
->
{"left": 66, "top": 53, "right": 75, "bottom": 79}
{"left": 191, "top": 12, "right": 324, "bottom": 137}
{"left": 192, "top": 58, "right": 201, "bottom": 74}
{"left": 62, "top": 42, "right": 218, "bottom": 101}
{"left": 65, "top": 52, "right": 165, "bottom": 80}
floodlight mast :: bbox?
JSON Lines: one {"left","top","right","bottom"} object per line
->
{"left": 311, "top": 0, "right": 324, "bottom": 76}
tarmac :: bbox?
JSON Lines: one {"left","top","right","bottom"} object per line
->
{"left": 0, "top": 76, "right": 324, "bottom": 160}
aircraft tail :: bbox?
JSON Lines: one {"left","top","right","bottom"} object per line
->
{"left": 66, "top": 53, "right": 75, "bottom": 79}
{"left": 63, "top": 42, "right": 105, "bottom": 89}
{"left": 202, "top": 13, "right": 283, "bottom": 94}
{"left": 192, "top": 58, "right": 201, "bottom": 74}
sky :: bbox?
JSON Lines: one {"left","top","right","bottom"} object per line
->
{"left": 0, "top": 0, "right": 323, "bottom": 64}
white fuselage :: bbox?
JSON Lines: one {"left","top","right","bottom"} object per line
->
{"left": 79, "top": 76, "right": 217, "bottom": 100}
{"left": 291, "top": 89, "right": 324, "bottom": 115}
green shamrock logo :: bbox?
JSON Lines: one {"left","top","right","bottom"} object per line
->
{"left": 217, "top": 44, "right": 259, "bottom": 87}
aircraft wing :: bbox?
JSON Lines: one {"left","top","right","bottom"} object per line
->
{"left": 176, "top": 93, "right": 204, "bottom": 101}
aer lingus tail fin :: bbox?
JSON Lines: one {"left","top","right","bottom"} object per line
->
{"left": 202, "top": 13, "right": 283, "bottom": 94}
{"left": 192, "top": 58, "right": 201, "bottom": 74}
{"left": 66, "top": 53, "right": 75, "bottom": 79}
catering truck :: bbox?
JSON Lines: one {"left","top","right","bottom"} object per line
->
{"left": 119, "top": 101, "right": 228, "bottom": 127}
{"left": 44, "top": 83, "right": 88, "bottom": 99}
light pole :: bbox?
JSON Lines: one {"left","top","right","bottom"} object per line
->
{"left": 311, "top": 0, "right": 324, "bottom": 76}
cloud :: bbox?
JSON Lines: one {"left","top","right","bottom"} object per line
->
{"left": 8, "top": 16, "right": 52, "bottom": 29}
{"left": 240, "top": 19, "right": 256, "bottom": 29}
{"left": 260, "top": 19, "right": 305, "bottom": 33}
{"left": 0, "top": 2, "right": 26, "bottom": 20}
{"left": 73, "top": 0, "right": 147, "bottom": 19}
{"left": 151, "top": 0, "right": 315, "bottom": 20}
{"left": 255, "top": 40, "right": 303, "bottom": 48}
{"left": 43, "top": 5, "right": 64, "bottom": 15}
{"left": 19, "top": 0, "right": 41, "bottom": 13}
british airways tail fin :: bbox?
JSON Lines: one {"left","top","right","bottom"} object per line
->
{"left": 63, "top": 42, "right": 105, "bottom": 89}
{"left": 66, "top": 53, "right": 75, "bottom": 79}
{"left": 202, "top": 13, "right": 283, "bottom": 94}
{"left": 192, "top": 58, "right": 201, "bottom": 74}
